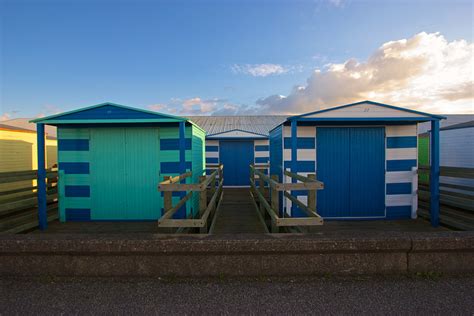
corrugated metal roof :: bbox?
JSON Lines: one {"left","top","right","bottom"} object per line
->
{"left": 186, "top": 116, "right": 286, "bottom": 136}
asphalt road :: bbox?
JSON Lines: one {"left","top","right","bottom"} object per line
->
{"left": 1, "top": 275, "right": 473, "bottom": 315}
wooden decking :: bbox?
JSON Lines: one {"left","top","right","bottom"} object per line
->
{"left": 210, "top": 188, "right": 267, "bottom": 234}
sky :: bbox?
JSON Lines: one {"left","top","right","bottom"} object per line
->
{"left": 0, "top": 0, "right": 473, "bottom": 119}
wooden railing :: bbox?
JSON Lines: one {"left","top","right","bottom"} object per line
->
{"left": 418, "top": 166, "right": 474, "bottom": 230}
{"left": 249, "top": 165, "right": 324, "bottom": 233}
{"left": 0, "top": 168, "right": 58, "bottom": 233}
{"left": 157, "top": 164, "right": 224, "bottom": 233}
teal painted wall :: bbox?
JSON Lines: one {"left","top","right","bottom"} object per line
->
{"left": 57, "top": 123, "right": 205, "bottom": 221}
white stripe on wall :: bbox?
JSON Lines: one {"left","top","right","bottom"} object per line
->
{"left": 386, "top": 148, "right": 417, "bottom": 160}
{"left": 255, "top": 151, "right": 269, "bottom": 158}
{"left": 386, "top": 125, "right": 417, "bottom": 137}
{"left": 206, "top": 151, "right": 219, "bottom": 158}
{"left": 254, "top": 139, "right": 268, "bottom": 146}
{"left": 386, "top": 171, "right": 413, "bottom": 183}
{"left": 297, "top": 149, "right": 316, "bottom": 160}
{"left": 297, "top": 126, "right": 316, "bottom": 137}
{"left": 386, "top": 194, "right": 413, "bottom": 206}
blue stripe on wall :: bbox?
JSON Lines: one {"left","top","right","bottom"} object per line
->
{"left": 386, "top": 136, "right": 417, "bottom": 148}
{"left": 160, "top": 138, "right": 191, "bottom": 150}
{"left": 283, "top": 161, "right": 315, "bottom": 172}
{"left": 58, "top": 162, "right": 90, "bottom": 174}
{"left": 58, "top": 139, "right": 89, "bottom": 151}
{"left": 386, "top": 183, "right": 412, "bottom": 195}
{"left": 255, "top": 145, "right": 269, "bottom": 151}
{"left": 65, "top": 208, "right": 91, "bottom": 221}
{"left": 386, "top": 206, "right": 411, "bottom": 219}
{"left": 65, "top": 185, "right": 90, "bottom": 197}
{"left": 206, "top": 157, "right": 219, "bottom": 164}
{"left": 284, "top": 137, "right": 315, "bottom": 149}
{"left": 205, "top": 145, "right": 219, "bottom": 152}
{"left": 255, "top": 157, "right": 269, "bottom": 163}
{"left": 161, "top": 161, "right": 192, "bottom": 173}
{"left": 386, "top": 159, "right": 417, "bottom": 171}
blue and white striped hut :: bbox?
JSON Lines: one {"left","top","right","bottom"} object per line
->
{"left": 269, "top": 101, "right": 444, "bottom": 225}
{"left": 188, "top": 116, "right": 285, "bottom": 187}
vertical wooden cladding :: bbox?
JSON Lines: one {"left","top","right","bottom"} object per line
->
{"left": 91, "top": 127, "right": 162, "bottom": 220}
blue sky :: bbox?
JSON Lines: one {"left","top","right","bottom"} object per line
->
{"left": 1, "top": 0, "right": 473, "bottom": 118}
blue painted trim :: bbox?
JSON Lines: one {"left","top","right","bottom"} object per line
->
{"left": 58, "top": 139, "right": 89, "bottom": 151}
{"left": 255, "top": 157, "right": 269, "bottom": 163}
{"left": 31, "top": 102, "right": 188, "bottom": 123}
{"left": 284, "top": 137, "right": 315, "bottom": 149}
{"left": 206, "top": 157, "right": 219, "bottom": 164}
{"left": 386, "top": 206, "right": 411, "bottom": 219}
{"left": 179, "top": 122, "right": 186, "bottom": 174}
{"left": 65, "top": 185, "right": 90, "bottom": 197}
{"left": 296, "top": 117, "right": 437, "bottom": 122}
{"left": 36, "top": 124, "right": 47, "bottom": 230}
{"left": 386, "top": 159, "right": 417, "bottom": 172}
{"left": 58, "top": 162, "right": 90, "bottom": 174}
{"left": 205, "top": 145, "right": 219, "bottom": 152}
{"left": 160, "top": 138, "right": 191, "bottom": 150}
{"left": 386, "top": 136, "right": 417, "bottom": 148}
{"left": 288, "top": 100, "right": 446, "bottom": 120}
{"left": 255, "top": 145, "right": 269, "bottom": 151}
{"left": 386, "top": 183, "right": 412, "bottom": 195}
{"left": 65, "top": 208, "right": 91, "bottom": 221}
{"left": 430, "top": 120, "right": 440, "bottom": 227}
{"left": 161, "top": 162, "right": 192, "bottom": 174}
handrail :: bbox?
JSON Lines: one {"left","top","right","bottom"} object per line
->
{"left": 249, "top": 164, "right": 324, "bottom": 233}
{"left": 157, "top": 164, "right": 224, "bottom": 233}
{"left": 418, "top": 165, "right": 474, "bottom": 179}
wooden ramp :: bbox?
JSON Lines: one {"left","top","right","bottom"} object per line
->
{"left": 210, "top": 188, "right": 267, "bottom": 234}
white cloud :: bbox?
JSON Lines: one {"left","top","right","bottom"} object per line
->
{"left": 148, "top": 97, "right": 232, "bottom": 115}
{"left": 256, "top": 32, "right": 474, "bottom": 115}
{"left": 231, "top": 63, "right": 290, "bottom": 77}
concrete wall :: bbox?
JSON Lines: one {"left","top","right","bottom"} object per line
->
{"left": 1, "top": 232, "right": 472, "bottom": 276}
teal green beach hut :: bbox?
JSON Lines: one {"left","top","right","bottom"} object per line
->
{"left": 31, "top": 103, "right": 205, "bottom": 227}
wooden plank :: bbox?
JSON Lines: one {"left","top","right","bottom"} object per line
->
{"left": 307, "top": 174, "right": 317, "bottom": 213}
{"left": 157, "top": 219, "right": 205, "bottom": 228}
{"left": 418, "top": 166, "right": 474, "bottom": 179}
{"left": 0, "top": 194, "right": 58, "bottom": 215}
{"left": 159, "top": 191, "right": 193, "bottom": 222}
{"left": 159, "top": 172, "right": 192, "bottom": 185}
{"left": 277, "top": 181, "right": 323, "bottom": 191}
{"left": 283, "top": 170, "right": 324, "bottom": 187}
{"left": 270, "top": 174, "right": 280, "bottom": 233}
{"left": 282, "top": 191, "right": 322, "bottom": 219}
{"left": 158, "top": 183, "right": 204, "bottom": 192}
{"left": 250, "top": 178, "right": 278, "bottom": 222}
{"left": 251, "top": 166, "right": 279, "bottom": 189}
{"left": 276, "top": 217, "right": 324, "bottom": 226}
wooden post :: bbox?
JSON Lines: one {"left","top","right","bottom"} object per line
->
{"left": 199, "top": 175, "right": 207, "bottom": 233}
{"left": 259, "top": 176, "right": 265, "bottom": 216}
{"left": 271, "top": 174, "right": 279, "bottom": 233}
{"left": 307, "top": 174, "right": 316, "bottom": 213}
{"left": 163, "top": 176, "right": 172, "bottom": 217}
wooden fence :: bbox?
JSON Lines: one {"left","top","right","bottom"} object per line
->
{"left": 418, "top": 166, "right": 474, "bottom": 230}
{"left": 249, "top": 165, "right": 324, "bottom": 233}
{"left": 157, "top": 164, "right": 224, "bottom": 233}
{"left": 0, "top": 168, "right": 58, "bottom": 233}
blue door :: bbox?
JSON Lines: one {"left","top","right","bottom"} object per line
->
{"left": 317, "top": 127, "right": 385, "bottom": 218}
{"left": 220, "top": 140, "right": 254, "bottom": 186}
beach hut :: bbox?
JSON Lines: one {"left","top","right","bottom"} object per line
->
{"left": 420, "top": 120, "right": 474, "bottom": 187}
{"left": 31, "top": 103, "right": 205, "bottom": 229}
{"left": 187, "top": 116, "right": 285, "bottom": 186}
{"left": 269, "top": 100, "right": 444, "bottom": 226}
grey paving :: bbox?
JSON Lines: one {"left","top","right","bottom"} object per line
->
{"left": 1, "top": 275, "right": 473, "bottom": 315}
